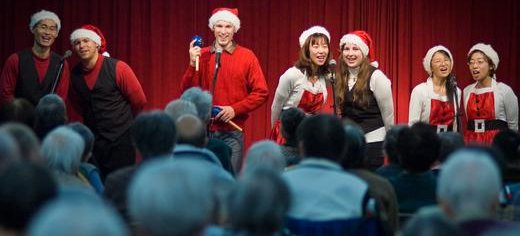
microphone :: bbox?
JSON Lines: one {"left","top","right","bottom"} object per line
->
{"left": 211, "top": 106, "right": 243, "bottom": 132}
{"left": 328, "top": 59, "right": 337, "bottom": 83}
{"left": 61, "top": 50, "right": 72, "bottom": 62}
{"left": 215, "top": 48, "right": 222, "bottom": 69}
{"left": 192, "top": 35, "right": 203, "bottom": 71}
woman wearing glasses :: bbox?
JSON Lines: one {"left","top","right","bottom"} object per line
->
{"left": 463, "top": 43, "right": 518, "bottom": 144}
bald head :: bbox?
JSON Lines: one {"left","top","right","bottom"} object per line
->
{"left": 175, "top": 114, "right": 207, "bottom": 147}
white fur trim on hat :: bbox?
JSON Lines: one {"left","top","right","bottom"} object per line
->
{"left": 208, "top": 10, "right": 241, "bottom": 32}
{"left": 423, "top": 45, "right": 453, "bottom": 76}
{"left": 29, "top": 10, "right": 61, "bottom": 32}
{"left": 468, "top": 43, "right": 499, "bottom": 70}
{"left": 298, "top": 26, "right": 330, "bottom": 48}
{"left": 70, "top": 29, "right": 101, "bottom": 46}
{"left": 340, "top": 34, "right": 369, "bottom": 57}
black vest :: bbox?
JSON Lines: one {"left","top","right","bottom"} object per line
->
{"left": 342, "top": 66, "right": 384, "bottom": 134}
{"left": 71, "top": 57, "right": 133, "bottom": 141}
{"left": 16, "top": 49, "right": 60, "bottom": 106}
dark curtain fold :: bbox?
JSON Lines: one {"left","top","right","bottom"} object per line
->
{"left": 1, "top": 0, "right": 519, "bottom": 149}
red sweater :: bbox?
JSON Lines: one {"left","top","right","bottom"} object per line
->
{"left": 0, "top": 51, "right": 70, "bottom": 104}
{"left": 181, "top": 44, "right": 269, "bottom": 131}
{"left": 68, "top": 55, "right": 147, "bottom": 122}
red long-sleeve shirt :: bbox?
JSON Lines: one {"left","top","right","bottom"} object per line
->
{"left": 181, "top": 44, "right": 269, "bottom": 131}
{"left": 68, "top": 55, "right": 147, "bottom": 122}
{"left": 0, "top": 51, "right": 70, "bottom": 105}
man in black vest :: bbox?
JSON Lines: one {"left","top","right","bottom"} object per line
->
{"left": 0, "top": 10, "right": 70, "bottom": 107}
{"left": 69, "top": 24, "right": 147, "bottom": 178}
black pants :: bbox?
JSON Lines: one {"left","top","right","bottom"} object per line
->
{"left": 366, "top": 141, "right": 384, "bottom": 171}
{"left": 93, "top": 130, "right": 135, "bottom": 179}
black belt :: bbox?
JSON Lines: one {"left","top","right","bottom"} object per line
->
{"left": 467, "top": 119, "right": 508, "bottom": 132}
{"left": 429, "top": 124, "right": 454, "bottom": 133}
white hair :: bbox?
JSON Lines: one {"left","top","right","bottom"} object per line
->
{"left": 243, "top": 140, "right": 285, "bottom": 174}
{"left": 41, "top": 126, "right": 84, "bottom": 174}
{"left": 128, "top": 158, "right": 215, "bottom": 236}
{"left": 437, "top": 149, "right": 501, "bottom": 220}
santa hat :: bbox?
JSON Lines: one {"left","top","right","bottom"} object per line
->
{"left": 468, "top": 43, "right": 499, "bottom": 70}
{"left": 208, "top": 8, "right": 241, "bottom": 32}
{"left": 70, "top": 24, "right": 110, "bottom": 57}
{"left": 423, "top": 45, "right": 453, "bottom": 76}
{"left": 299, "top": 26, "right": 330, "bottom": 48}
{"left": 340, "top": 30, "right": 378, "bottom": 67}
{"left": 29, "top": 10, "right": 61, "bottom": 32}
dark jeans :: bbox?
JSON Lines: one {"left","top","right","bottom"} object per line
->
{"left": 93, "top": 130, "right": 135, "bottom": 179}
{"left": 211, "top": 131, "right": 244, "bottom": 173}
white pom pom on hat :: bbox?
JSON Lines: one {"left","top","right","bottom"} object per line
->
{"left": 208, "top": 8, "right": 241, "bottom": 32}
{"left": 298, "top": 26, "right": 330, "bottom": 48}
{"left": 422, "top": 45, "right": 453, "bottom": 76}
{"left": 29, "top": 10, "right": 61, "bottom": 32}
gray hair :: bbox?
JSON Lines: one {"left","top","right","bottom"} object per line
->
{"left": 128, "top": 158, "right": 214, "bottom": 236}
{"left": 243, "top": 140, "right": 285, "bottom": 174}
{"left": 41, "top": 126, "right": 84, "bottom": 175}
{"left": 181, "top": 87, "right": 213, "bottom": 123}
{"left": 164, "top": 99, "right": 198, "bottom": 122}
{"left": 0, "top": 123, "right": 40, "bottom": 163}
{"left": 437, "top": 148, "right": 501, "bottom": 220}
{"left": 28, "top": 191, "right": 128, "bottom": 236}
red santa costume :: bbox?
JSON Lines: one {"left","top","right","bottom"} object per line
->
{"left": 270, "top": 26, "right": 330, "bottom": 144}
{"left": 409, "top": 45, "right": 462, "bottom": 133}
{"left": 463, "top": 43, "right": 518, "bottom": 144}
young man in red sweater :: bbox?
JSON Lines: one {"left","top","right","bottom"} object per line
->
{"left": 0, "top": 10, "right": 70, "bottom": 107}
{"left": 68, "top": 25, "right": 147, "bottom": 178}
{"left": 181, "top": 8, "right": 269, "bottom": 173}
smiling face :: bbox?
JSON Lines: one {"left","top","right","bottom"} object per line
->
{"left": 308, "top": 36, "right": 329, "bottom": 66}
{"left": 468, "top": 51, "right": 494, "bottom": 83}
{"left": 72, "top": 37, "right": 99, "bottom": 62}
{"left": 213, "top": 20, "right": 235, "bottom": 49}
{"left": 341, "top": 43, "right": 364, "bottom": 68}
{"left": 430, "top": 51, "right": 452, "bottom": 79}
{"left": 32, "top": 19, "right": 58, "bottom": 48}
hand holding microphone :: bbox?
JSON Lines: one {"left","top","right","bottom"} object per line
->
{"left": 211, "top": 106, "right": 242, "bottom": 132}
{"left": 191, "top": 35, "right": 203, "bottom": 71}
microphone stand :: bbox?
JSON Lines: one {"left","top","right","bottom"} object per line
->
{"left": 50, "top": 58, "right": 66, "bottom": 94}
{"left": 451, "top": 76, "right": 462, "bottom": 133}
{"left": 211, "top": 57, "right": 221, "bottom": 96}
{"left": 330, "top": 72, "right": 337, "bottom": 117}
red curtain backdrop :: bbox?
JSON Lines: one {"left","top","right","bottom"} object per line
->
{"left": 1, "top": 0, "right": 519, "bottom": 149}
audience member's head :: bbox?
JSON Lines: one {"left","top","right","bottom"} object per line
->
{"left": 397, "top": 122, "right": 440, "bottom": 173}
{"left": 0, "top": 130, "right": 20, "bottom": 169}
{"left": 401, "top": 212, "right": 462, "bottom": 236}
{"left": 175, "top": 114, "right": 207, "bottom": 148}
{"left": 128, "top": 158, "right": 215, "bottom": 236}
{"left": 437, "top": 148, "right": 501, "bottom": 221}
{"left": 383, "top": 124, "right": 407, "bottom": 165}
{"left": 41, "top": 126, "right": 84, "bottom": 175}
{"left": 297, "top": 114, "right": 346, "bottom": 161}
{"left": 28, "top": 189, "right": 128, "bottom": 236}
{"left": 34, "top": 94, "right": 67, "bottom": 140}
{"left": 243, "top": 140, "right": 285, "bottom": 174}
{"left": 492, "top": 129, "right": 520, "bottom": 165}
{"left": 228, "top": 168, "right": 290, "bottom": 235}
{"left": 280, "top": 108, "right": 306, "bottom": 146}
{"left": 132, "top": 110, "right": 177, "bottom": 159}
{"left": 1, "top": 123, "right": 37, "bottom": 162}
{"left": 0, "top": 98, "right": 35, "bottom": 127}
{"left": 164, "top": 99, "right": 198, "bottom": 122}
{"left": 0, "top": 163, "right": 57, "bottom": 233}
{"left": 181, "top": 87, "right": 213, "bottom": 124}
{"left": 341, "top": 124, "right": 367, "bottom": 169}
{"left": 66, "top": 122, "right": 95, "bottom": 162}
{"left": 438, "top": 132, "right": 464, "bottom": 163}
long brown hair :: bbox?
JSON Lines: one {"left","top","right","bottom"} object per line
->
{"left": 335, "top": 55, "right": 373, "bottom": 111}
{"left": 294, "top": 34, "right": 331, "bottom": 77}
